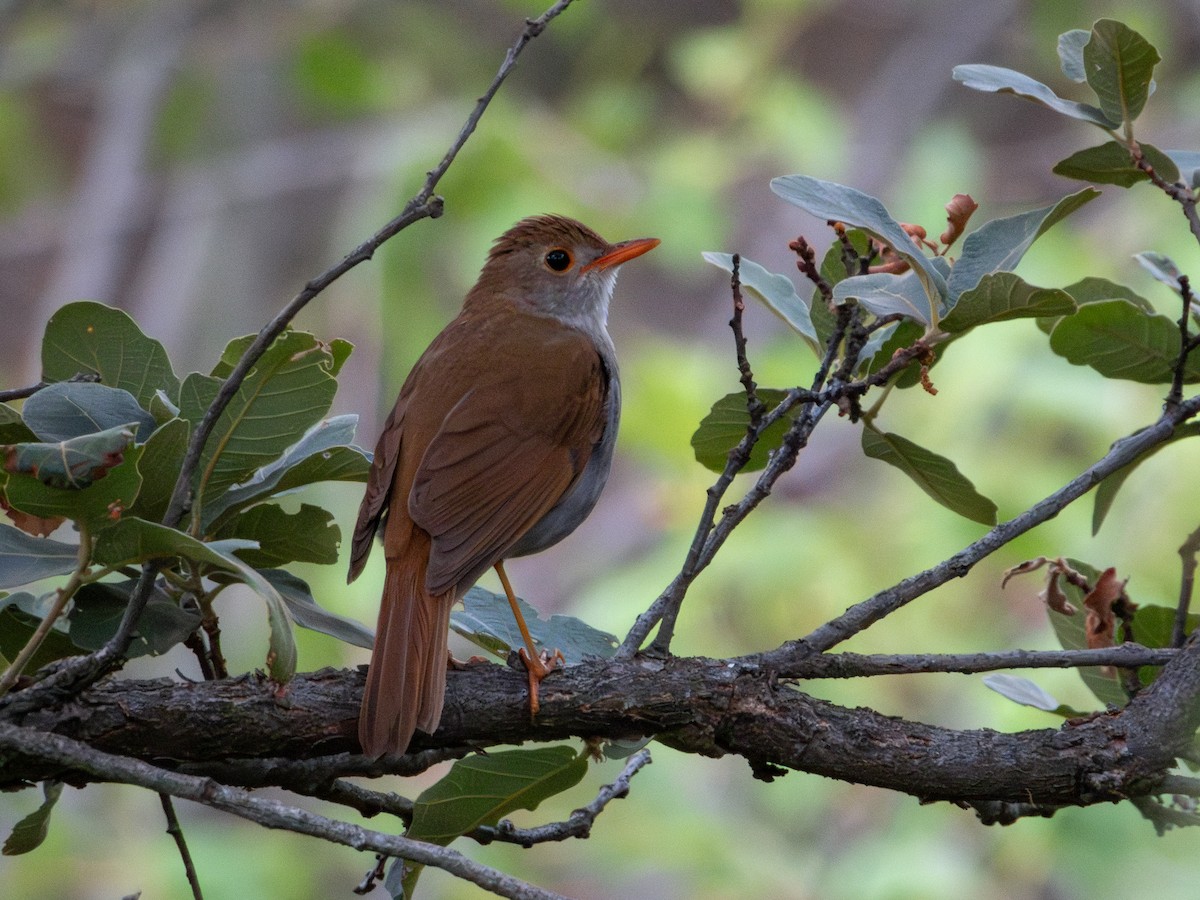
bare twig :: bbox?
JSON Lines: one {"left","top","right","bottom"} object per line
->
{"left": 474, "top": 749, "right": 652, "bottom": 847}
{"left": 0, "top": 723, "right": 567, "bottom": 900}
{"left": 729, "top": 256, "right": 766, "bottom": 429}
{"left": 1168, "top": 274, "right": 1195, "bottom": 408}
{"left": 159, "top": 792, "right": 204, "bottom": 900}
{"left": 761, "top": 392, "right": 1200, "bottom": 664}
{"left": 1174, "top": 523, "right": 1200, "bottom": 648}
{"left": 0, "top": 372, "right": 102, "bottom": 404}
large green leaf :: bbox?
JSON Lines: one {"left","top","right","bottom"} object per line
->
{"left": 1083, "top": 19, "right": 1160, "bottom": 127}
{"left": 179, "top": 331, "right": 339, "bottom": 513}
{"left": 690, "top": 389, "right": 801, "bottom": 474}
{"left": 769, "top": 175, "right": 948, "bottom": 313}
{"left": 68, "top": 580, "right": 201, "bottom": 658}
{"left": 947, "top": 189, "right": 1100, "bottom": 300}
{"left": 4, "top": 441, "right": 143, "bottom": 528}
{"left": 21, "top": 382, "right": 157, "bottom": 443}
{"left": 952, "top": 63, "right": 1117, "bottom": 128}
{"left": 1048, "top": 299, "right": 1200, "bottom": 383}
{"left": 91, "top": 517, "right": 296, "bottom": 680}
{"left": 1052, "top": 141, "right": 1178, "bottom": 187}
{"left": 257, "top": 569, "right": 373, "bottom": 649}
{"left": 201, "top": 414, "right": 369, "bottom": 529}
{"left": 941, "top": 272, "right": 1076, "bottom": 333}
{"left": 0, "top": 527, "right": 78, "bottom": 589}
{"left": 216, "top": 502, "right": 340, "bottom": 568}
{"left": 701, "top": 252, "right": 819, "bottom": 351}
{"left": 40, "top": 301, "right": 180, "bottom": 408}
{"left": 861, "top": 427, "right": 997, "bottom": 526}
{"left": 1093, "top": 422, "right": 1200, "bottom": 533}
{"left": 451, "top": 586, "right": 619, "bottom": 664}
{"left": 399, "top": 746, "right": 589, "bottom": 896}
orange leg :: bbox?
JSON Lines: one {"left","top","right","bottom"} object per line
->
{"left": 493, "top": 560, "right": 562, "bottom": 716}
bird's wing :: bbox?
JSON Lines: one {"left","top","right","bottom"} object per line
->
{"left": 409, "top": 318, "right": 608, "bottom": 595}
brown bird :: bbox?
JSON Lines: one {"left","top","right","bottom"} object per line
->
{"left": 349, "top": 214, "right": 659, "bottom": 757}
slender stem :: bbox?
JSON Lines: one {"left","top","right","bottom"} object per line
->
{"left": 0, "top": 523, "right": 92, "bottom": 694}
{"left": 159, "top": 792, "right": 204, "bottom": 900}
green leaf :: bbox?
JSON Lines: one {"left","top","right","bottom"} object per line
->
{"left": 401, "top": 746, "right": 588, "bottom": 895}
{"left": 451, "top": 586, "right": 618, "bottom": 664}
{"left": 1093, "top": 423, "right": 1200, "bottom": 533}
{"left": 861, "top": 427, "right": 998, "bottom": 526}
{"left": 952, "top": 64, "right": 1117, "bottom": 128}
{"left": 40, "top": 301, "right": 180, "bottom": 408}
{"left": 201, "top": 414, "right": 369, "bottom": 529}
{"left": 2, "top": 781, "right": 63, "bottom": 856}
{"left": 69, "top": 580, "right": 201, "bottom": 658}
{"left": 216, "top": 502, "right": 340, "bottom": 568}
{"left": 701, "top": 252, "right": 819, "bottom": 351}
{"left": 1133, "top": 251, "right": 1184, "bottom": 291}
{"left": 769, "top": 175, "right": 948, "bottom": 312}
{"left": 258, "top": 569, "right": 373, "bottom": 649}
{"left": 982, "top": 673, "right": 1081, "bottom": 717}
{"left": 126, "top": 418, "right": 190, "bottom": 524}
{"left": 179, "top": 331, "right": 339, "bottom": 514}
{"left": 690, "top": 389, "right": 800, "bottom": 474}
{"left": 21, "top": 382, "right": 157, "bottom": 443}
{"left": 4, "top": 442, "right": 143, "bottom": 528}
{"left": 2, "top": 424, "right": 136, "bottom": 489}
{"left": 947, "top": 189, "right": 1101, "bottom": 300}
{"left": 1083, "top": 19, "right": 1160, "bottom": 127}
{"left": 859, "top": 319, "right": 927, "bottom": 386}
{"left": 91, "top": 517, "right": 296, "bottom": 680}
{"left": 832, "top": 270, "right": 932, "bottom": 324}
{"left": 1052, "top": 141, "right": 1179, "bottom": 187}
{"left": 0, "top": 527, "right": 79, "bottom": 589}
{"left": 1057, "top": 29, "right": 1090, "bottom": 82}
{"left": 1049, "top": 299, "right": 1200, "bottom": 383}
{"left": 941, "top": 273, "right": 1076, "bottom": 334}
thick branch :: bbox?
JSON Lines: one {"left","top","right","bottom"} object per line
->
{"left": 6, "top": 645, "right": 1195, "bottom": 816}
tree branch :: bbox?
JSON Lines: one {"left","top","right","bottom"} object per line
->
{"left": 0, "top": 722, "right": 568, "bottom": 900}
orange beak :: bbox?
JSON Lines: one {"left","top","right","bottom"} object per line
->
{"left": 581, "top": 237, "right": 660, "bottom": 273}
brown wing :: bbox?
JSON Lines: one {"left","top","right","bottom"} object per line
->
{"left": 409, "top": 314, "right": 607, "bottom": 595}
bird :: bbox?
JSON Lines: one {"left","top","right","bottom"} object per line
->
{"left": 349, "top": 214, "right": 659, "bottom": 757}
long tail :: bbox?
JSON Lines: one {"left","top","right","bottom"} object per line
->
{"left": 358, "top": 549, "right": 452, "bottom": 757}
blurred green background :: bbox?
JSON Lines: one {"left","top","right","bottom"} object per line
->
{"left": 2, "top": 0, "right": 1198, "bottom": 897}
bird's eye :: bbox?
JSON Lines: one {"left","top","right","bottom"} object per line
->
{"left": 544, "top": 248, "right": 573, "bottom": 272}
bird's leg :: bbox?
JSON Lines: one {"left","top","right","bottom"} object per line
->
{"left": 493, "top": 560, "right": 563, "bottom": 716}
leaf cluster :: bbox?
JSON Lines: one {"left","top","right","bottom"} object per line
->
{"left": 0, "top": 302, "right": 374, "bottom": 686}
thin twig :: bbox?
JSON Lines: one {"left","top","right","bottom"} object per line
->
{"left": 1174, "top": 523, "right": 1200, "bottom": 648}
{"left": 0, "top": 723, "right": 567, "bottom": 900}
{"left": 159, "top": 792, "right": 204, "bottom": 900}
{"left": 0, "top": 372, "right": 101, "bottom": 404}
{"left": 729, "top": 255, "right": 765, "bottom": 428}
{"left": 770, "top": 643, "right": 1176, "bottom": 679}
{"left": 475, "top": 749, "right": 651, "bottom": 847}
{"left": 759, "top": 392, "right": 1200, "bottom": 665}
{"left": 1167, "top": 274, "right": 1195, "bottom": 408}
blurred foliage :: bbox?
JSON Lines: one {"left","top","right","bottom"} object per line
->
{"left": 3, "top": 1, "right": 1200, "bottom": 898}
